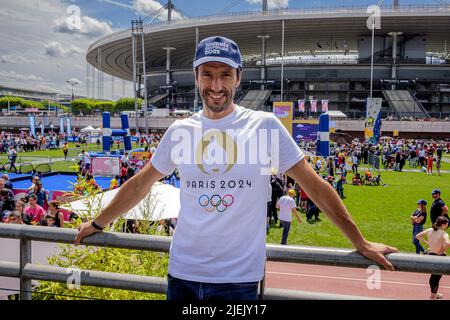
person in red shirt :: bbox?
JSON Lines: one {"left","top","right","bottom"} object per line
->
{"left": 427, "top": 153, "right": 434, "bottom": 175}
{"left": 25, "top": 194, "right": 46, "bottom": 224}
{"left": 119, "top": 163, "right": 128, "bottom": 185}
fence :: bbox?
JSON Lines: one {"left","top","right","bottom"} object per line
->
{"left": 1, "top": 223, "right": 450, "bottom": 300}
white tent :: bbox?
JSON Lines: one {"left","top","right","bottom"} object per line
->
{"left": 80, "top": 125, "right": 96, "bottom": 133}
{"left": 64, "top": 182, "right": 180, "bottom": 221}
{"left": 326, "top": 110, "right": 347, "bottom": 119}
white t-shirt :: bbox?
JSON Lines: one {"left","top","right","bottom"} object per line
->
{"left": 83, "top": 153, "right": 91, "bottom": 164}
{"left": 277, "top": 196, "right": 297, "bottom": 222}
{"left": 151, "top": 105, "right": 304, "bottom": 283}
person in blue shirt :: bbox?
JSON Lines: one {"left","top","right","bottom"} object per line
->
{"left": 410, "top": 199, "right": 427, "bottom": 254}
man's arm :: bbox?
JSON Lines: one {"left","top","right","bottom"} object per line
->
{"left": 286, "top": 158, "right": 398, "bottom": 271}
{"left": 442, "top": 205, "right": 449, "bottom": 215}
{"left": 74, "top": 162, "right": 165, "bottom": 245}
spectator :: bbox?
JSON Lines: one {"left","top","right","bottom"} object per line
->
{"left": 1, "top": 174, "right": 13, "bottom": 190}
{"left": 306, "top": 198, "right": 321, "bottom": 223}
{"left": 120, "top": 152, "right": 130, "bottom": 167}
{"left": 0, "top": 178, "right": 14, "bottom": 198}
{"left": 0, "top": 189, "right": 15, "bottom": 215}
{"left": 44, "top": 214, "right": 57, "bottom": 227}
{"left": 27, "top": 180, "right": 48, "bottom": 209}
{"left": 62, "top": 142, "right": 69, "bottom": 160}
{"left": 15, "top": 200, "right": 29, "bottom": 225}
{"left": 416, "top": 216, "right": 450, "bottom": 299}
{"left": 276, "top": 189, "right": 302, "bottom": 245}
{"left": 410, "top": 199, "right": 427, "bottom": 254}
{"left": 47, "top": 200, "right": 65, "bottom": 228}
{"left": 430, "top": 189, "right": 449, "bottom": 225}
{"left": 7, "top": 146, "right": 19, "bottom": 173}
{"left": 109, "top": 175, "right": 120, "bottom": 190}
{"left": 6, "top": 211, "right": 23, "bottom": 224}
{"left": 24, "top": 194, "right": 46, "bottom": 224}
{"left": 336, "top": 175, "right": 345, "bottom": 199}
{"left": 119, "top": 163, "right": 128, "bottom": 185}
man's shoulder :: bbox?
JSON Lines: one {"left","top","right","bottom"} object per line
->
{"left": 236, "top": 105, "right": 275, "bottom": 122}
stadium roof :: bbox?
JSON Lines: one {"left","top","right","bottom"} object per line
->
{"left": 86, "top": 5, "right": 450, "bottom": 81}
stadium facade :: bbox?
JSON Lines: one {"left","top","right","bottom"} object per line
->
{"left": 86, "top": 3, "right": 450, "bottom": 121}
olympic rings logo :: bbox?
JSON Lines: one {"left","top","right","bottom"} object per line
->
{"left": 198, "top": 194, "right": 234, "bottom": 213}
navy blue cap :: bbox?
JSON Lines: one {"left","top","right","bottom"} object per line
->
{"left": 432, "top": 189, "right": 441, "bottom": 195}
{"left": 418, "top": 199, "right": 427, "bottom": 205}
{"left": 193, "top": 36, "right": 243, "bottom": 69}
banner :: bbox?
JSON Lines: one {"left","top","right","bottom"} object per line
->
{"left": 321, "top": 99, "right": 329, "bottom": 113}
{"left": 60, "top": 117, "right": 65, "bottom": 134}
{"left": 298, "top": 99, "right": 305, "bottom": 113}
{"left": 29, "top": 116, "right": 36, "bottom": 137}
{"left": 66, "top": 117, "right": 72, "bottom": 136}
{"left": 310, "top": 100, "right": 317, "bottom": 113}
{"left": 273, "top": 104, "right": 291, "bottom": 119}
{"left": 365, "top": 98, "right": 383, "bottom": 143}
{"left": 292, "top": 122, "right": 319, "bottom": 142}
{"left": 40, "top": 122, "right": 44, "bottom": 135}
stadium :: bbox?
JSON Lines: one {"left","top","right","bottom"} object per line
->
{"left": 86, "top": 2, "right": 450, "bottom": 124}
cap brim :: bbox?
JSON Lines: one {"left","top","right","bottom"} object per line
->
{"left": 193, "top": 56, "right": 240, "bottom": 69}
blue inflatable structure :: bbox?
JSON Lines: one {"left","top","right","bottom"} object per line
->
{"left": 102, "top": 112, "right": 132, "bottom": 155}
{"left": 316, "top": 113, "right": 330, "bottom": 157}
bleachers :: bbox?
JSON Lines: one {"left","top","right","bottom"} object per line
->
{"left": 237, "top": 90, "right": 272, "bottom": 110}
{"left": 382, "top": 90, "right": 430, "bottom": 119}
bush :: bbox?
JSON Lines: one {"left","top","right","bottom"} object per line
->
{"left": 0, "top": 96, "right": 44, "bottom": 109}
{"left": 33, "top": 175, "right": 170, "bottom": 300}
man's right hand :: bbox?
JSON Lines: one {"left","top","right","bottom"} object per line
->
{"left": 74, "top": 222, "right": 102, "bottom": 246}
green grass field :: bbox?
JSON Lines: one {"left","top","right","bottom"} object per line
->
{"left": 1, "top": 145, "right": 449, "bottom": 254}
{"left": 267, "top": 170, "right": 450, "bottom": 253}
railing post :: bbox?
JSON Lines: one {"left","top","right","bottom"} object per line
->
{"left": 20, "top": 238, "right": 32, "bottom": 300}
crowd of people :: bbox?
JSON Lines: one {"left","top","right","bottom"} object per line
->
{"left": 0, "top": 174, "right": 76, "bottom": 227}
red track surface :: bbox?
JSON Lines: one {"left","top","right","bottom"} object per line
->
{"left": 265, "top": 261, "right": 450, "bottom": 300}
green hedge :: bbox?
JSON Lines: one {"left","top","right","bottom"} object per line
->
{"left": 71, "top": 97, "right": 143, "bottom": 114}
{"left": 0, "top": 96, "right": 67, "bottom": 112}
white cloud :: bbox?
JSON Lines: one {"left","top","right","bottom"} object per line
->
{"left": 133, "top": 0, "right": 183, "bottom": 21}
{"left": 246, "top": 0, "right": 289, "bottom": 9}
{"left": 0, "top": 71, "right": 45, "bottom": 82}
{"left": 53, "top": 15, "right": 114, "bottom": 38}
{"left": 1, "top": 54, "right": 37, "bottom": 64}
{"left": 44, "top": 41, "right": 83, "bottom": 57}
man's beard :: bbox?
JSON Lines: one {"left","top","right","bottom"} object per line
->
{"left": 201, "top": 88, "right": 235, "bottom": 113}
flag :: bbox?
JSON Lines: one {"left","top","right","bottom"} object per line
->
{"left": 310, "top": 100, "right": 317, "bottom": 113}
{"left": 60, "top": 117, "right": 65, "bottom": 134}
{"left": 66, "top": 117, "right": 72, "bottom": 136}
{"left": 321, "top": 99, "right": 329, "bottom": 113}
{"left": 40, "top": 122, "right": 44, "bottom": 135}
{"left": 29, "top": 116, "right": 36, "bottom": 137}
{"left": 298, "top": 99, "right": 305, "bottom": 113}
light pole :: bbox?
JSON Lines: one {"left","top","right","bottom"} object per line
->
{"left": 131, "top": 18, "right": 144, "bottom": 134}
{"left": 66, "top": 79, "right": 79, "bottom": 114}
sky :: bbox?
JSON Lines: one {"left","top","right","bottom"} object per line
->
{"left": 0, "top": 0, "right": 444, "bottom": 100}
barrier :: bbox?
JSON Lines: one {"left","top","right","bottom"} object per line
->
{"left": 91, "top": 157, "right": 120, "bottom": 177}
{"left": 1, "top": 224, "right": 450, "bottom": 300}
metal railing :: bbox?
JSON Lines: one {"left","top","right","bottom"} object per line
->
{"left": 1, "top": 224, "right": 450, "bottom": 300}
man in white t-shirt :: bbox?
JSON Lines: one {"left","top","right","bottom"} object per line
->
{"left": 277, "top": 189, "right": 302, "bottom": 245}
{"left": 75, "top": 35, "right": 399, "bottom": 300}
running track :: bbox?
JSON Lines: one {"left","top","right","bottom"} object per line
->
{"left": 265, "top": 261, "right": 450, "bottom": 299}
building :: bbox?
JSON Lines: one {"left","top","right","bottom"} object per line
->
{"left": 86, "top": 3, "right": 450, "bottom": 121}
